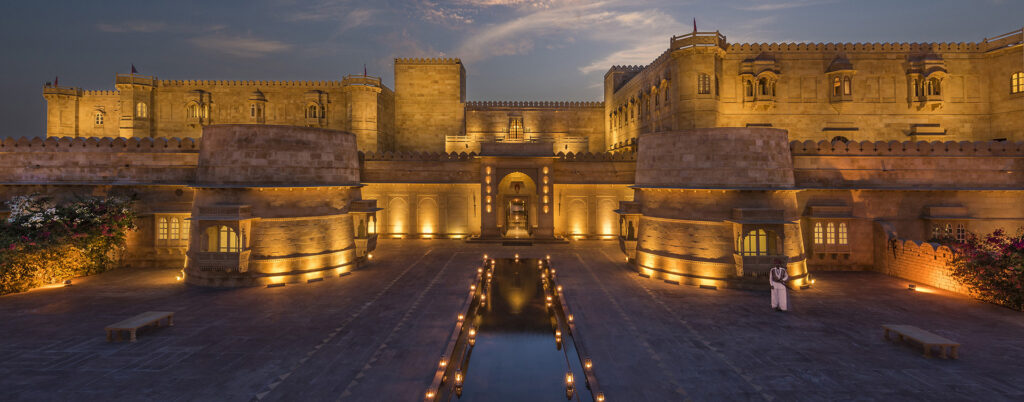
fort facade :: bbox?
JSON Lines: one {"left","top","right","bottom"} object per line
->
{"left": 10, "top": 27, "right": 1023, "bottom": 289}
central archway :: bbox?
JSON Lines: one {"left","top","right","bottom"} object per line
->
{"left": 496, "top": 171, "right": 537, "bottom": 238}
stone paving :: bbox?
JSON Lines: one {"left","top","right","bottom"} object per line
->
{"left": 1, "top": 240, "right": 1022, "bottom": 401}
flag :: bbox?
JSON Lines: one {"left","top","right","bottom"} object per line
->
{"left": 131, "top": 64, "right": 138, "bottom": 74}
{"left": 54, "top": 76, "right": 58, "bottom": 87}
{"left": 693, "top": 18, "right": 697, "bottom": 33}
{"left": 363, "top": 63, "right": 367, "bottom": 76}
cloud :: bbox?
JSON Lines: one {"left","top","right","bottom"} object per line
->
{"left": 189, "top": 35, "right": 292, "bottom": 58}
{"left": 733, "top": 0, "right": 838, "bottom": 12}
{"left": 96, "top": 21, "right": 169, "bottom": 33}
{"left": 579, "top": 42, "right": 666, "bottom": 74}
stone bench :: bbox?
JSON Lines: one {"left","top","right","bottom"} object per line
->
{"left": 105, "top": 311, "right": 175, "bottom": 342}
{"left": 882, "top": 324, "right": 959, "bottom": 359}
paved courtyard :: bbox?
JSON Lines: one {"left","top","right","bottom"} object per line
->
{"left": 1, "top": 240, "right": 1022, "bottom": 401}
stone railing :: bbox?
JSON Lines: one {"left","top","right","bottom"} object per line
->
{"left": 465, "top": 100, "right": 603, "bottom": 109}
{"left": 359, "top": 151, "right": 477, "bottom": 161}
{"left": 2, "top": 136, "right": 200, "bottom": 152}
{"left": 556, "top": 151, "right": 636, "bottom": 161}
{"left": 790, "top": 140, "right": 1024, "bottom": 156}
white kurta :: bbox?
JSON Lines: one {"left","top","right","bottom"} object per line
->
{"left": 769, "top": 266, "right": 790, "bottom": 311}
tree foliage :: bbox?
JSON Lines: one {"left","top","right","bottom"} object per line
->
{"left": 947, "top": 229, "right": 1024, "bottom": 311}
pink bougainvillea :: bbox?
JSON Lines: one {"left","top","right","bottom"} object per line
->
{"left": 946, "top": 229, "right": 1024, "bottom": 311}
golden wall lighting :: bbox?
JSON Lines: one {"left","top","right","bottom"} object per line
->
{"left": 543, "top": 166, "right": 549, "bottom": 175}
{"left": 584, "top": 358, "right": 593, "bottom": 370}
{"left": 468, "top": 328, "right": 477, "bottom": 346}
{"left": 546, "top": 295, "right": 553, "bottom": 302}
{"left": 543, "top": 205, "right": 549, "bottom": 214}
{"left": 485, "top": 176, "right": 492, "bottom": 184}
{"left": 470, "top": 284, "right": 477, "bottom": 290}
{"left": 486, "top": 204, "right": 492, "bottom": 213}
{"left": 483, "top": 254, "right": 488, "bottom": 260}
{"left": 596, "top": 393, "right": 605, "bottom": 401}
{"left": 439, "top": 357, "right": 448, "bottom": 368}
{"left": 486, "top": 185, "right": 491, "bottom": 194}
{"left": 543, "top": 185, "right": 549, "bottom": 194}
{"left": 546, "top": 255, "right": 551, "bottom": 260}
{"left": 556, "top": 285, "right": 563, "bottom": 292}
{"left": 486, "top": 195, "right": 492, "bottom": 204}
{"left": 567, "top": 314, "right": 574, "bottom": 323}
{"left": 426, "top": 390, "right": 435, "bottom": 399}
{"left": 485, "top": 166, "right": 492, "bottom": 175}
{"left": 367, "top": 253, "right": 374, "bottom": 260}
{"left": 477, "top": 267, "right": 483, "bottom": 273}
{"left": 543, "top": 176, "right": 549, "bottom": 184}
{"left": 542, "top": 195, "right": 548, "bottom": 204}
{"left": 458, "top": 313, "right": 465, "bottom": 321}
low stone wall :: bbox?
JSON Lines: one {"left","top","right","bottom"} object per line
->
{"left": 872, "top": 222, "right": 968, "bottom": 295}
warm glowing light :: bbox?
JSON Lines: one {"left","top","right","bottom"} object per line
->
{"left": 550, "top": 269, "right": 556, "bottom": 275}
{"left": 626, "top": 256, "right": 630, "bottom": 262}
{"left": 486, "top": 186, "right": 491, "bottom": 194}
{"left": 485, "top": 176, "right": 492, "bottom": 184}
{"left": 557, "top": 285, "right": 563, "bottom": 292}
{"left": 543, "top": 205, "right": 549, "bottom": 214}
{"left": 565, "top": 372, "right": 574, "bottom": 385}
{"left": 426, "top": 390, "right": 435, "bottom": 399}
{"left": 367, "top": 253, "right": 374, "bottom": 260}
{"left": 811, "top": 279, "right": 816, "bottom": 284}
{"left": 439, "top": 358, "right": 448, "bottom": 368}
{"left": 542, "top": 185, "right": 549, "bottom": 194}
{"left": 546, "top": 255, "right": 550, "bottom": 260}
{"left": 546, "top": 295, "right": 553, "bottom": 302}
{"left": 542, "top": 195, "right": 548, "bottom": 203}
{"left": 485, "top": 195, "right": 492, "bottom": 204}
{"left": 486, "top": 166, "right": 492, "bottom": 175}
{"left": 487, "top": 271, "right": 492, "bottom": 278}
{"left": 555, "top": 329, "right": 561, "bottom": 337}
{"left": 477, "top": 267, "right": 483, "bottom": 273}
{"left": 458, "top": 313, "right": 465, "bottom": 321}
{"left": 514, "top": 253, "right": 519, "bottom": 260}
{"left": 471, "top": 284, "right": 477, "bottom": 290}
{"left": 568, "top": 314, "right": 574, "bottom": 322}
{"left": 543, "top": 176, "right": 549, "bottom": 184}
{"left": 543, "top": 166, "right": 549, "bottom": 174}
{"left": 584, "top": 358, "right": 593, "bottom": 370}
{"left": 596, "top": 393, "right": 605, "bottom": 402}
{"left": 486, "top": 204, "right": 492, "bottom": 213}
{"left": 480, "top": 293, "right": 486, "bottom": 301}
{"left": 455, "top": 371, "right": 463, "bottom": 385}
{"left": 175, "top": 275, "right": 183, "bottom": 281}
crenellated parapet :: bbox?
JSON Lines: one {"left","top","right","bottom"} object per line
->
{"left": 359, "top": 150, "right": 477, "bottom": 161}
{"left": 158, "top": 79, "right": 348, "bottom": 88}
{"left": 790, "top": 140, "right": 1024, "bottom": 156}
{"left": 0, "top": 136, "right": 200, "bottom": 152}
{"left": 727, "top": 42, "right": 984, "bottom": 54}
{"left": 555, "top": 151, "right": 636, "bottom": 161}
{"left": 465, "top": 100, "right": 603, "bottom": 109}
{"left": 394, "top": 57, "right": 462, "bottom": 65}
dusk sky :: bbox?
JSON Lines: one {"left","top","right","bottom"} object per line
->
{"left": 2, "top": 0, "right": 1022, "bottom": 137}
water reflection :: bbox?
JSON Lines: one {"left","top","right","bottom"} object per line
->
{"left": 455, "top": 258, "right": 591, "bottom": 401}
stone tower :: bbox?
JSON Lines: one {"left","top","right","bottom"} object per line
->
{"left": 394, "top": 58, "right": 466, "bottom": 152}
{"left": 115, "top": 74, "right": 155, "bottom": 138}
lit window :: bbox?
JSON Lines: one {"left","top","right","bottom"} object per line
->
{"left": 955, "top": 223, "right": 966, "bottom": 243}
{"left": 307, "top": 104, "right": 318, "bottom": 118}
{"left": 813, "top": 222, "right": 823, "bottom": 245}
{"left": 843, "top": 77, "right": 852, "bottom": 95}
{"left": 136, "top": 102, "right": 147, "bottom": 118}
{"left": 508, "top": 116, "right": 524, "bottom": 140}
{"left": 182, "top": 219, "right": 190, "bottom": 240}
{"left": 826, "top": 222, "right": 836, "bottom": 245}
{"left": 833, "top": 77, "right": 842, "bottom": 96}
{"left": 158, "top": 217, "right": 168, "bottom": 240}
{"left": 697, "top": 74, "right": 711, "bottom": 95}
{"left": 187, "top": 104, "right": 199, "bottom": 119}
{"left": 838, "top": 222, "right": 848, "bottom": 245}
{"left": 932, "top": 225, "right": 942, "bottom": 239}
{"left": 170, "top": 218, "right": 180, "bottom": 240}
{"left": 944, "top": 223, "right": 952, "bottom": 236}
{"left": 218, "top": 226, "right": 239, "bottom": 252}
{"left": 927, "top": 78, "right": 941, "bottom": 96}
{"left": 95, "top": 112, "right": 103, "bottom": 125}
{"left": 741, "top": 229, "right": 777, "bottom": 256}
{"left": 1012, "top": 72, "right": 1024, "bottom": 94}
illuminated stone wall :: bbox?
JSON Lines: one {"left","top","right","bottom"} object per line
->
{"left": 461, "top": 101, "right": 605, "bottom": 154}
{"left": 607, "top": 29, "right": 1024, "bottom": 146}
{"left": 394, "top": 58, "right": 466, "bottom": 152}
{"left": 873, "top": 222, "right": 968, "bottom": 295}
{"left": 186, "top": 125, "right": 366, "bottom": 287}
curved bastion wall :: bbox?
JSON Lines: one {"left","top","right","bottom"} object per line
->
{"left": 630, "top": 128, "right": 807, "bottom": 289}
{"left": 186, "top": 125, "right": 368, "bottom": 287}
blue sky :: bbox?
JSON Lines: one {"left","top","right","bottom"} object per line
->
{"left": 1, "top": 0, "right": 1022, "bottom": 137}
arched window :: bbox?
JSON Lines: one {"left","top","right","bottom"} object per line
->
{"left": 664, "top": 86, "right": 670, "bottom": 103}
{"left": 944, "top": 223, "right": 952, "bottom": 236}
{"left": 927, "top": 78, "right": 940, "bottom": 96}
{"left": 955, "top": 223, "right": 966, "bottom": 243}
{"left": 744, "top": 80, "right": 753, "bottom": 97}
{"left": 182, "top": 219, "right": 190, "bottom": 240}
{"left": 170, "top": 218, "right": 180, "bottom": 240}
{"left": 741, "top": 229, "right": 778, "bottom": 256}
{"left": 759, "top": 78, "right": 768, "bottom": 96}
{"left": 838, "top": 222, "right": 848, "bottom": 245}
{"left": 136, "top": 102, "right": 147, "bottom": 118}
{"left": 1011, "top": 72, "right": 1023, "bottom": 94}
{"left": 833, "top": 76, "right": 842, "bottom": 96}
{"left": 158, "top": 217, "right": 168, "bottom": 240}
{"left": 831, "top": 136, "right": 850, "bottom": 143}
{"left": 697, "top": 74, "right": 711, "bottom": 95}
{"left": 307, "top": 104, "right": 318, "bottom": 118}
{"left": 250, "top": 103, "right": 257, "bottom": 118}
{"left": 826, "top": 222, "right": 836, "bottom": 245}
{"left": 843, "top": 77, "right": 852, "bottom": 95}
{"left": 913, "top": 79, "right": 922, "bottom": 97}
{"left": 186, "top": 103, "right": 199, "bottom": 119}
{"left": 218, "top": 226, "right": 239, "bottom": 252}
{"left": 813, "top": 222, "right": 823, "bottom": 245}
{"left": 931, "top": 224, "right": 942, "bottom": 239}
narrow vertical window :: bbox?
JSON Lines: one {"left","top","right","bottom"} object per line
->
{"left": 813, "top": 222, "right": 823, "bottom": 245}
{"left": 158, "top": 217, "right": 168, "bottom": 240}
{"left": 250, "top": 104, "right": 256, "bottom": 117}
{"left": 826, "top": 222, "right": 836, "bottom": 245}
{"left": 136, "top": 102, "right": 147, "bottom": 118}
{"left": 182, "top": 219, "right": 190, "bottom": 240}
{"left": 838, "top": 222, "right": 848, "bottom": 245}
{"left": 833, "top": 76, "right": 842, "bottom": 96}
{"left": 170, "top": 218, "right": 180, "bottom": 240}
{"left": 955, "top": 223, "right": 966, "bottom": 243}
{"left": 1011, "top": 72, "right": 1023, "bottom": 94}
{"left": 843, "top": 77, "right": 852, "bottom": 95}
{"left": 697, "top": 74, "right": 711, "bottom": 94}
{"left": 95, "top": 113, "right": 103, "bottom": 125}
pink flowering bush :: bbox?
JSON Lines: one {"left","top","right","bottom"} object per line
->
{"left": 946, "top": 229, "right": 1024, "bottom": 311}
{"left": 0, "top": 195, "right": 136, "bottom": 295}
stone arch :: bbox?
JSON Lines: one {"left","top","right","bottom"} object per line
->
{"left": 566, "top": 198, "right": 588, "bottom": 235}
{"left": 387, "top": 197, "right": 408, "bottom": 234}
{"left": 417, "top": 197, "right": 439, "bottom": 235}
{"left": 598, "top": 198, "right": 618, "bottom": 236}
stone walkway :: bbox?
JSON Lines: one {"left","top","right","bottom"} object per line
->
{"left": 0, "top": 240, "right": 1021, "bottom": 401}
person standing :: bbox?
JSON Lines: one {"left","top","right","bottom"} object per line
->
{"left": 769, "top": 260, "right": 790, "bottom": 312}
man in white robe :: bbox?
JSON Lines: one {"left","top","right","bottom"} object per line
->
{"left": 769, "top": 261, "right": 790, "bottom": 312}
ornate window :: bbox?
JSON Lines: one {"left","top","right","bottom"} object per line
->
{"left": 838, "top": 223, "right": 848, "bottom": 245}
{"left": 744, "top": 80, "right": 754, "bottom": 97}
{"left": 186, "top": 103, "right": 200, "bottom": 119}
{"left": 136, "top": 102, "right": 147, "bottom": 118}
{"left": 826, "top": 222, "right": 836, "bottom": 245}
{"left": 833, "top": 76, "right": 842, "bottom": 97}
{"left": 158, "top": 217, "right": 168, "bottom": 240}
{"left": 955, "top": 223, "right": 966, "bottom": 243}
{"left": 1012, "top": 72, "right": 1024, "bottom": 94}
{"left": 813, "top": 222, "right": 823, "bottom": 245}
{"left": 94, "top": 112, "right": 103, "bottom": 126}
{"left": 926, "top": 78, "right": 941, "bottom": 96}
{"left": 306, "top": 104, "right": 318, "bottom": 119}
{"left": 843, "top": 77, "right": 852, "bottom": 95}
{"left": 741, "top": 229, "right": 778, "bottom": 256}
{"left": 507, "top": 116, "right": 524, "bottom": 140}
{"left": 205, "top": 226, "right": 240, "bottom": 252}
{"left": 170, "top": 218, "right": 180, "bottom": 240}
{"left": 697, "top": 74, "right": 712, "bottom": 95}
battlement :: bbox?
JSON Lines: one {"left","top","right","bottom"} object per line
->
{"left": 342, "top": 74, "right": 383, "bottom": 87}
{"left": 607, "top": 65, "right": 645, "bottom": 73}
{"left": 359, "top": 151, "right": 477, "bottom": 161}
{"left": 394, "top": 57, "right": 462, "bottom": 65}
{"left": 82, "top": 90, "right": 118, "bottom": 97}
{"left": 42, "top": 86, "right": 80, "bottom": 97}
{"left": 158, "top": 79, "right": 347, "bottom": 88}
{"left": 466, "top": 100, "right": 603, "bottom": 109}
{"left": 670, "top": 31, "right": 728, "bottom": 51}
{"left": 116, "top": 74, "right": 156, "bottom": 86}
{"left": 727, "top": 42, "right": 985, "bottom": 54}
{"left": 556, "top": 151, "right": 636, "bottom": 162}
{"left": 790, "top": 140, "right": 1024, "bottom": 156}
{"left": 1, "top": 136, "right": 200, "bottom": 152}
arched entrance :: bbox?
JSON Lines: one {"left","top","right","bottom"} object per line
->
{"left": 496, "top": 172, "right": 537, "bottom": 238}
